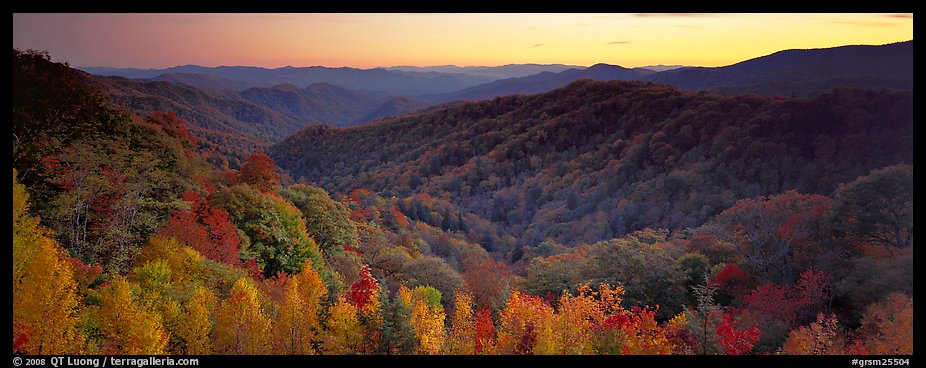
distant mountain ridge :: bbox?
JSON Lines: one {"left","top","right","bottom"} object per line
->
{"left": 421, "top": 63, "right": 655, "bottom": 103}
{"left": 153, "top": 72, "right": 268, "bottom": 91}
{"left": 82, "top": 41, "right": 912, "bottom": 103}
{"left": 643, "top": 40, "right": 913, "bottom": 97}
{"left": 387, "top": 64, "right": 583, "bottom": 79}
{"left": 80, "top": 64, "right": 494, "bottom": 97}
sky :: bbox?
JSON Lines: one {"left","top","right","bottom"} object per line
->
{"left": 12, "top": 13, "right": 913, "bottom": 69}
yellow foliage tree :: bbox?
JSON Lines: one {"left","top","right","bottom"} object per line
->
{"left": 446, "top": 290, "right": 476, "bottom": 354}
{"left": 272, "top": 259, "right": 327, "bottom": 354}
{"left": 137, "top": 235, "right": 204, "bottom": 285}
{"left": 273, "top": 278, "right": 315, "bottom": 354}
{"left": 95, "top": 277, "right": 168, "bottom": 354}
{"left": 781, "top": 313, "right": 847, "bottom": 355}
{"left": 12, "top": 169, "right": 83, "bottom": 354}
{"left": 496, "top": 290, "right": 555, "bottom": 355}
{"left": 178, "top": 286, "right": 215, "bottom": 354}
{"left": 215, "top": 278, "right": 271, "bottom": 354}
{"left": 398, "top": 286, "right": 447, "bottom": 355}
{"left": 324, "top": 297, "right": 364, "bottom": 354}
{"left": 555, "top": 285, "right": 601, "bottom": 354}
{"left": 858, "top": 292, "right": 913, "bottom": 355}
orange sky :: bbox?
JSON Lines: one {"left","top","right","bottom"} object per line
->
{"left": 12, "top": 13, "right": 913, "bottom": 69}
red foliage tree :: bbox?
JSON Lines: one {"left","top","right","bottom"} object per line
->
{"left": 742, "top": 269, "right": 831, "bottom": 325}
{"left": 473, "top": 308, "right": 496, "bottom": 354}
{"left": 710, "top": 263, "right": 751, "bottom": 299}
{"left": 347, "top": 266, "right": 379, "bottom": 310}
{"left": 715, "top": 312, "right": 760, "bottom": 355}
{"left": 159, "top": 190, "right": 241, "bottom": 265}
{"left": 462, "top": 251, "right": 511, "bottom": 309}
{"left": 714, "top": 190, "right": 831, "bottom": 284}
{"left": 234, "top": 152, "right": 281, "bottom": 192}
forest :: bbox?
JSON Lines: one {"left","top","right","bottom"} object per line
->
{"left": 12, "top": 49, "right": 912, "bottom": 356}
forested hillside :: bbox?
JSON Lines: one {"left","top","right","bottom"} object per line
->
{"left": 85, "top": 74, "right": 430, "bottom": 168}
{"left": 271, "top": 79, "right": 912, "bottom": 249}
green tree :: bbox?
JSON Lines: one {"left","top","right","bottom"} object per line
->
{"left": 213, "top": 184, "right": 329, "bottom": 280}
{"left": 830, "top": 164, "right": 913, "bottom": 249}
{"left": 280, "top": 184, "right": 358, "bottom": 253}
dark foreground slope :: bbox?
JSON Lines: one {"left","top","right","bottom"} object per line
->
{"left": 271, "top": 79, "right": 912, "bottom": 247}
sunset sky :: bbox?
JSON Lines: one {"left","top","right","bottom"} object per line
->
{"left": 12, "top": 13, "right": 913, "bottom": 69}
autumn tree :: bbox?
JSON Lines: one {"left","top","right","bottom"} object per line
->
{"left": 272, "top": 278, "right": 313, "bottom": 354}
{"left": 280, "top": 184, "right": 358, "bottom": 253}
{"left": 348, "top": 266, "right": 380, "bottom": 311}
{"left": 178, "top": 286, "right": 215, "bottom": 354}
{"left": 399, "top": 285, "right": 447, "bottom": 355}
{"left": 159, "top": 189, "right": 241, "bottom": 265}
{"left": 446, "top": 291, "right": 476, "bottom": 354}
{"left": 12, "top": 169, "right": 83, "bottom": 354}
{"left": 213, "top": 184, "right": 329, "bottom": 281}
{"left": 323, "top": 297, "right": 363, "bottom": 354}
{"left": 95, "top": 277, "right": 169, "bottom": 354}
{"left": 233, "top": 152, "right": 281, "bottom": 193}
{"left": 473, "top": 308, "right": 497, "bottom": 354}
{"left": 270, "top": 259, "right": 327, "bottom": 354}
{"left": 496, "top": 290, "right": 555, "bottom": 354}
{"left": 553, "top": 285, "right": 600, "bottom": 354}
{"left": 781, "top": 314, "right": 850, "bottom": 355}
{"left": 856, "top": 292, "right": 913, "bottom": 354}
{"left": 713, "top": 190, "right": 831, "bottom": 284}
{"left": 462, "top": 251, "right": 511, "bottom": 310}
{"left": 829, "top": 164, "right": 913, "bottom": 249}
{"left": 215, "top": 278, "right": 271, "bottom": 354}
{"left": 715, "top": 313, "right": 760, "bottom": 355}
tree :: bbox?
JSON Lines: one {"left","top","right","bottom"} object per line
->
{"left": 376, "top": 290, "right": 417, "bottom": 355}
{"left": 399, "top": 285, "right": 447, "bottom": 355}
{"left": 213, "top": 184, "right": 328, "bottom": 280}
{"left": 95, "top": 277, "right": 169, "bottom": 354}
{"left": 473, "top": 308, "right": 497, "bottom": 354}
{"left": 857, "top": 292, "right": 913, "bottom": 354}
{"left": 447, "top": 291, "right": 476, "bottom": 354}
{"left": 272, "top": 278, "right": 315, "bottom": 354}
{"left": 462, "top": 251, "right": 510, "bottom": 310}
{"left": 781, "top": 314, "right": 850, "bottom": 355}
{"left": 554, "top": 285, "right": 600, "bottom": 354}
{"left": 215, "top": 278, "right": 271, "bottom": 354}
{"left": 281, "top": 184, "right": 359, "bottom": 253}
{"left": 160, "top": 189, "right": 241, "bottom": 265}
{"left": 234, "top": 152, "right": 281, "bottom": 193}
{"left": 830, "top": 164, "right": 913, "bottom": 249}
{"left": 713, "top": 190, "right": 831, "bottom": 284}
{"left": 280, "top": 184, "right": 358, "bottom": 254}
{"left": 398, "top": 256, "right": 463, "bottom": 309}
{"left": 496, "top": 290, "right": 555, "bottom": 355}
{"left": 178, "top": 286, "right": 215, "bottom": 354}
{"left": 324, "top": 297, "right": 363, "bottom": 354}
{"left": 715, "top": 312, "right": 760, "bottom": 355}
{"left": 347, "top": 266, "right": 380, "bottom": 311}
{"left": 12, "top": 170, "right": 83, "bottom": 354}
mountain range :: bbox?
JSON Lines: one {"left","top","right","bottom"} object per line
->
{"left": 269, "top": 79, "right": 912, "bottom": 249}
{"left": 78, "top": 40, "right": 912, "bottom": 169}
{"left": 81, "top": 64, "right": 496, "bottom": 96}
{"left": 82, "top": 73, "right": 432, "bottom": 168}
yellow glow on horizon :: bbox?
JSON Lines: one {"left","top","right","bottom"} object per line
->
{"left": 12, "top": 13, "right": 913, "bottom": 69}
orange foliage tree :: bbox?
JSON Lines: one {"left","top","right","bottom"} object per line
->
{"left": 12, "top": 169, "right": 83, "bottom": 354}
{"left": 215, "top": 278, "right": 271, "bottom": 354}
